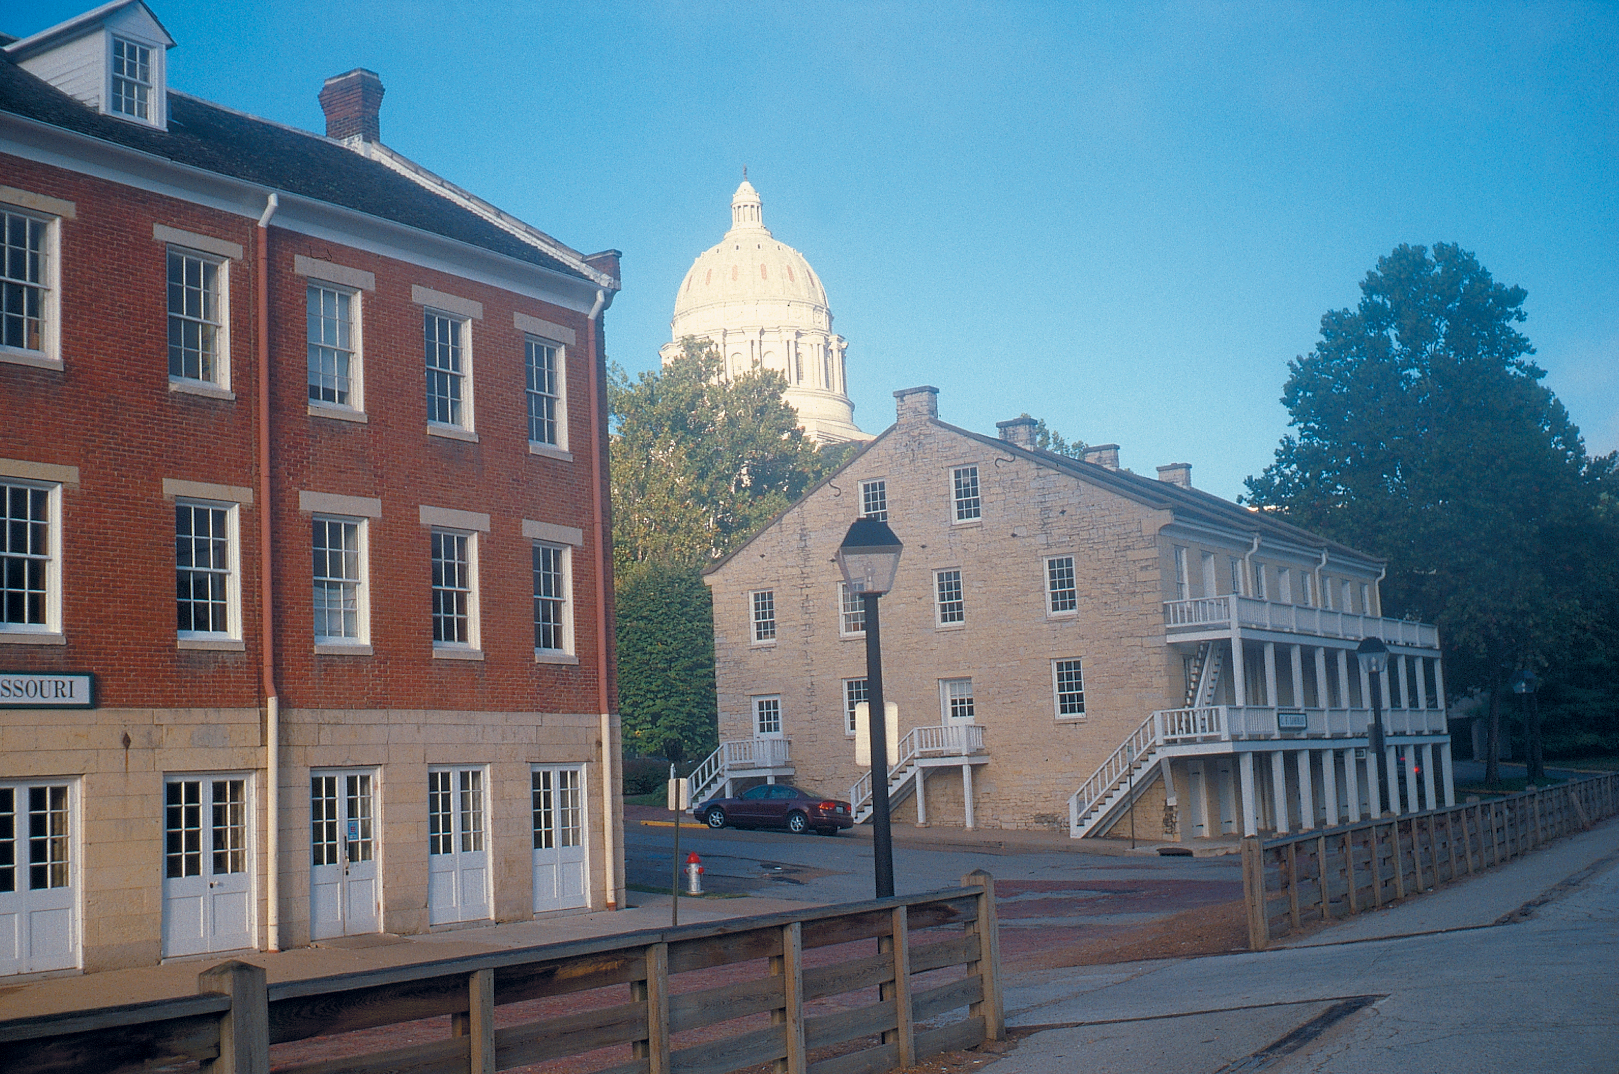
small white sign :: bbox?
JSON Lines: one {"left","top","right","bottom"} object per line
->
{"left": 854, "top": 701, "right": 901, "bottom": 768}
{"left": 667, "top": 777, "right": 690, "bottom": 811}
{"left": 0, "top": 671, "right": 94, "bottom": 708}
{"left": 1277, "top": 710, "right": 1309, "bottom": 731}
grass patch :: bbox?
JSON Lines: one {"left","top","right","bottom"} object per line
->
{"left": 624, "top": 791, "right": 671, "bottom": 807}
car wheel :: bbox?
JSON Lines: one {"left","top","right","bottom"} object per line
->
{"left": 705, "top": 808, "right": 727, "bottom": 829}
{"left": 786, "top": 811, "right": 809, "bottom": 835}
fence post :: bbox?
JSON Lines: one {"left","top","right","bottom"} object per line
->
{"left": 882, "top": 907, "right": 915, "bottom": 1068}
{"left": 637, "top": 943, "right": 670, "bottom": 1074}
{"left": 961, "top": 870, "right": 1004, "bottom": 1041}
{"left": 778, "top": 921, "right": 807, "bottom": 1074}
{"left": 1286, "top": 842, "right": 1301, "bottom": 930}
{"left": 1391, "top": 822, "right": 1406, "bottom": 901}
{"left": 1342, "top": 831, "right": 1359, "bottom": 915}
{"left": 1317, "top": 835, "right": 1329, "bottom": 921}
{"left": 1241, "top": 837, "right": 1269, "bottom": 950}
{"left": 198, "top": 960, "right": 268, "bottom": 1074}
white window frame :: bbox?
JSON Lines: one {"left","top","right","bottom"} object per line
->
{"left": 166, "top": 246, "right": 231, "bottom": 392}
{"left": 838, "top": 582, "right": 866, "bottom": 637}
{"left": 1173, "top": 546, "right": 1189, "bottom": 601}
{"left": 1343, "top": 579, "right": 1354, "bottom": 615}
{"left": 109, "top": 35, "right": 158, "bottom": 125}
{"left": 174, "top": 498, "right": 241, "bottom": 647}
{"left": 1361, "top": 583, "right": 1373, "bottom": 617}
{"left": 1201, "top": 551, "right": 1218, "bottom": 598}
{"left": 312, "top": 515, "right": 369, "bottom": 650}
{"left": 843, "top": 678, "right": 867, "bottom": 736}
{"left": 306, "top": 280, "right": 363, "bottom": 414}
{"left": 859, "top": 479, "right": 887, "bottom": 521}
{"left": 1277, "top": 567, "right": 1292, "bottom": 605}
{"left": 1052, "top": 658, "right": 1086, "bottom": 720}
{"left": 1300, "top": 572, "right": 1314, "bottom": 607}
{"left": 533, "top": 541, "right": 574, "bottom": 659}
{"left": 424, "top": 308, "right": 474, "bottom": 434}
{"left": 525, "top": 335, "right": 568, "bottom": 454}
{"left": 951, "top": 466, "right": 981, "bottom": 523}
{"left": 1230, "top": 557, "right": 1244, "bottom": 597}
{"left": 0, "top": 203, "right": 61, "bottom": 370}
{"left": 0, "top": 479, "right": 62, "bottom": 640}
{"left": 431, "top": 528, "right": 481, "bottom": 656}
{"left": 750, "top": 589, "right": 777, "bottom": 646}
{"left": 1045, "top": 555, "right": 1077, "bottom": 616}
{"left": 1253, "top": 563, "right": 1267, "bottom": 601}
{"left": 753, "top": 695, "right": 782, "bottom": 736}
{"left": 935, "top": 569, "right": 965, "bottom": 627}
{"left": 940, "top": 678, "right": 975, "bottom": 722}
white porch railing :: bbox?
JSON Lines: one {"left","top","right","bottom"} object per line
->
{"left": 1163, "top": 595, "right": 1440, "bottom": 649}
{"left": 1067, "top": 712, "right": 1162, "bottom": 835}
{"left": 849, "top": 724, "right": 986, "bottom": 817}
{"left": 688, "top": 737, "right": 793, "bottom": 805}
{"left": 1156, "top": 704, "right": 1448, "bottom": 742}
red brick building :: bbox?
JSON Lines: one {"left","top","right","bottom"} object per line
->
{"left": 0, "top": 1, "right": 624, "bottom": 976}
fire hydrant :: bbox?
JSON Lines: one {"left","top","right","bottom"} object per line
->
{"left": 685, "top": 851, "right": 703, "bottom": 895}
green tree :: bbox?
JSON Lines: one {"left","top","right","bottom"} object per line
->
{"left": 1017, "top": 413, "right": 1087, "bottom": 459}
{"left": 615, "top": 561, "right": 716, "bottom": 764}
{"left": 1244, "top": 243, "right": 1619, "bottom": 783}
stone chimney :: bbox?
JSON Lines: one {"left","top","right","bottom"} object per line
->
{"left": 894, "top": 386, "right": 939, "bottom": 425}
{"left": 1157, "top": 463, "right": 1193, "bottom": 489}
{"left": 1082, "top": 443, "right": 1120, "bottom": 470}
{"left": 996, "top": 416, "right": 1038, "bottom": 450}
{"left": 319, "top": 69, "right": 385, "bottom": 143}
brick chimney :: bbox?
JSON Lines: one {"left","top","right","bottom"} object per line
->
{"left": 1082, "top": 443, "right": 1120, "bottom": 470}
{"left": 583, "top": 250, "right": 622, "bottom": 282}
{"left": 319, "top": 69, "right": 384, "bottom": 143}
{"left": 1157, "top": 463, "right": 1193, "bottom": 489}
{"left": 996, "top": 416, "right": 1038, "bottom": 450}
{"left": 894, "top": 386, "right": 939, "bottom": 425}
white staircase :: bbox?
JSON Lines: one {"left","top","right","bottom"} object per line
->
{"left": 688, "top": 738, "right": 793, "bottom": 807}
{"left": 1183, "top": 642, "right": 1223, "bottom": 708}
{"left": 1067, "top": 713, "right": 1163, "bottom": 838}
{"left": 849, "top": 725, "right": 985, "bottom": 823}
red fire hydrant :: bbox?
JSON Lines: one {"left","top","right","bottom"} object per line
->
{"left": 685, "top": 851, "right": 703, "bottom": 895}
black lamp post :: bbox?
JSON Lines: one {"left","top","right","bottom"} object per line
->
{"left": 1356, "top": 636, "right": 1391, "bottom": 816}
{"left": 1511, "top": 669, "right": 1543, "bottom": 786}
{"left": 836, "top": 517, "right": 903, "bottom": 899}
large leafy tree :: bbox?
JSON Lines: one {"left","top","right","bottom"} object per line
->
{"left": 1245, "top": 243, "right": 1619, "bottom": 780}
{"left": 615, "top": 561, "right": 717, "bottom": 764}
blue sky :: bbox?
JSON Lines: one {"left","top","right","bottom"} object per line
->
{"left": 17, "top": 1, "right": 1617, "bottom": 500}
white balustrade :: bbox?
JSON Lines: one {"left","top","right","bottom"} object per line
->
{"left": 1162, "top": 596, "right": 1440, "bottom": 649}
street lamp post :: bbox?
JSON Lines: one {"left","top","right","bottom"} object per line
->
{"left": 1356, "top": 636, "right": 1391, "bottom": 817}
{"left": 836, "top": 518, "right": 904, "bottom": 899}
{"left": 1512, "top": 669, "right": 1542, "bottom": 786}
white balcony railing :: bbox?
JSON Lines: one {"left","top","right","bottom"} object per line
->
{"left": 1163, "top": 595, "right": 1439, "bottom": 649}
{"left": 688, "top": 737, "right": 793, "bottom": 807}
{"left": 1156, "top": 704, "right": 1448, "bottom": 743}
{"left": 850, "top": 724, "right": 986, "bottom": 817}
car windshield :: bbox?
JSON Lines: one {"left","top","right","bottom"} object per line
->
{"left": 740, "top": 785, "right": 773, "bottom": 800}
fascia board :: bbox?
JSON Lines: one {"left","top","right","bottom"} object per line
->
{"left": 0, "top": 110, "right": 604, "bottom": 313}
{"left": 1156, "top": 519, "right": 1259, "bottom": 554}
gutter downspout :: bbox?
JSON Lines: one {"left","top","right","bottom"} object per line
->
{"left": 1373, "top": 565, "right": 1386, "bottom": 620}
{"left": 584, "top": 289, "right": 618, "bottom": 909}
{"left": 1241, "top": 532, "right": 1261, "bottom": 598}
{"left": 256, "top": 192, "right": 280, "bottom": 951}
{"left": 1315, "top": 547, "right": 1329, "bottom": 608}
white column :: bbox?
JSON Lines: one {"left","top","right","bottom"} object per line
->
{"left": 1295, "top": 749, "right": 1315, "bottom": 830}
{"left": 1414, "top": 656, "right": 1429, "bottom": 710}
{"left": 1362, "top": 746, "right": 1379, "bottom": 817}
{"left": 1270, "top": 751, "right": 1291, "bottom": 834}
{"left": 1263, "top": 643, "right": 1279, "bottom": 708}
{"left": 1440, "top": 741, "right": 1456, "bottom": 807}
{"left": 1386, "top": 745, "right": 1402, "bottom": 813}
{"left": 1433, "top": 658, "right": 1446, "bottom": 711}
{"left": 915, "top": 767, "right": 928, "bottom": 827}
{"left": 1314, "top": 647, "right": 1331, "bottom": 709}
{"left": 1239, "top": 753, "right": 1258, "bottom": 837}
{"left": 1342, "top": 747, "right": 1360, "bottom": 821}
{"left": 1380, "top": 666, "right": 1394, "bottom": 714}
{"left": 1231, "top": 637, "right": 1248, "bottom": 706}
{"left": 961, "top": 764, "right": 975, "bottom": 830}
{"left": 1401, "top": 656, "right": 1415, "bottom": 709}
{"left": 1404, "top": 745, "right": 1420, "bottom": 815}
{"left": 1358, "top": 660, "right": 1372, "bottom": 714}
{"left": 1321, "top": 749, "right": 1340, "bottom": 827}
{"left": 1337, "top": 649, "right": 1352, "bottom": 711}
{"left": 1290, "top": 645, "right": 1305, "bottom": 709}
{"left": 1421, "top": 743, "right": 1437, "bottom": 812}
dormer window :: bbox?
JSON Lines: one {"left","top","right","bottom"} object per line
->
{"left": 111, "top": 37, "right": 153, "bottom": 120}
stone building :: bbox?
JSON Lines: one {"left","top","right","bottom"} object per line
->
{"left": 661, "top": 179, "right": 872, "bottom": 444}
{"left": 698, "top": 387, "right": 1454, "bottom": 842}
{"left": 0, "top": 1, "right": 623, "bottom": 976}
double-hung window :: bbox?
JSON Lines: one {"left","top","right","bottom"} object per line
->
{"left": 951, "top": 466, "right": 981, "bottom": 522}
{"left": 526, "top": 337, "right": 565, "bottom": 450}
{"left": 1, "top": 480, "right": 58, "bottom": 636}
{"left": 312, "top": 516, "right": 366, "bottom": 645}
{"left": 307, "top": 283, "right": 359, "bottom": 408}
{"left": 168, "top": 248, "right": 225, "bottom": 386}
{"left": 175, "top": 500, "right": 238, "bottom": 641}
{"left": 838, "top": 582, "right": 865, "bottom": 636}
{"left": 754, "top": 696, "right": 782, "bottom": 736}
{"left": 860, "top": 480, "right": 887, "bottom": 521}
{"left": 533, "top": 543, "right": 571, "bottom": 655}
{"left": 1046, "top": 556, "right": 1077, "bottom": 614}
{"left": 1053, "top": 659, "right": 1086, "bottom": 719}
{"left": 843, "top": 678, "right": 868, "bottom": 735}
{"left": 1, "top": 207, "right": 53, "bottom": 364}
{"left": 751, "top": 590, "right": 776, "bottom": 644}
{"left": 425, "top": 311, "right": 469, "bottom": 429}
{"left": 935, "top": 569, "right": 964, "bottom": 626}
{"left": 942, "top": 678, "right": 975, "bottom": 721}
{"left": 431, "top": 529, "right": 478, "bottom": 650}
{"left": 111, "top": 37, "right": 153, "bottom": 121}
{"left": 1173, "top": 546, "right": 1189, "bottom": 601}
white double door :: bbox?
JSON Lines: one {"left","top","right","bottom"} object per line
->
{"left": 162, "top": 775, "right": 254, "bottom": 958}
{"left": 310, "top": 771, "right": 380, "bottom": 939}
{"left": 428, "top": 767, "right": 490, "bottom": 925}
{"left": 531, "top": 766, "right": 587, "bottom": 913}
{"left": 0, "top": 781, "right": 77, "bottom": 976}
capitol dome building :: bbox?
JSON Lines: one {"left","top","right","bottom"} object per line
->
{"left": 662, "top": 180, "right": 871, "bottom": 443}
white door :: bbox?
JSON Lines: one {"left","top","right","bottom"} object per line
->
{"left": 532, "top": 766, "right": 588, "bottom": 913}
{"left": 0, "top": 782, "right": 78, "bottom": 976}
{"left": 162, "top": 777, "right": 253, "bottom": 957}
{"left": 428, "top": 768, "right": 490, "bottom": 925}
{"left": 310, "top": 771, "right": 380, "bottom": 939}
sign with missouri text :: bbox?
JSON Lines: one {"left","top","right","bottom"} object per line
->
{"left": 0, "top": 671, "right": 95, "bottom": 708}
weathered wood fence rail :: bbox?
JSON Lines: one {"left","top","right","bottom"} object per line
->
{"left": 1243, "top": 773, "right": 1619, "bottom": 950}
{"left": 0, "top": 871, "right": 1003, "bottom": 1074}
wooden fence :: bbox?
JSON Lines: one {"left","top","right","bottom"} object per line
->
{"left": 1242, "top": 773, "right": 1618, "bottom": 949}
{"left": 0, "top": 871, "right": 1003, "bottom": 1074}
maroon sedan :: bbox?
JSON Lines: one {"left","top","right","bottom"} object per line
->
{"left": 694, "top": 783, "right": 854, "bottom": 835}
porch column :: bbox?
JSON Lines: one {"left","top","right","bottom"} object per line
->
{"left": 1289, "top": 645, "right": 1305, "bottom": 710}
{"left": 1433, "top": 658, "right": 1446, "bottom": 711}
{"left": 1263, "top": 643, "right": 1279, "bottom": 708}
{"left": 1162, "top": 761, "right": 1180, "bottom": 842}
{"left": 1314, "top": 647, "right": 1331, "bottom": 710}
{"left": 1414, "top": 656, "right": 1429, "bottom": 710}
{"left": 1230, "top": 636, "right": 1248, "bottom": 706}
{"left": 1361, "top": 745, "right": 1379, "bottom": 818}
{"left": 1439, "top": 741, "right": 1456, "bottom": 807}
{"left": 1380, "top": 665, "right": 1394, "bottom": 715}
{"left": 1404, "top": 745, "right": 1420, "bottom": 815}
{"left": 1321, "top": 749, "right": 1340, "bottom": 827}
{"left": 1358, "top": 660, "right": 1372, "bottom": 714}
{"left": 1337, "top": 649, "right": 1352, "bottom": 711}
{"left": 1239, "top": 752, "right": 1259, "bottom": 837}
{"left": 1421, "top": 742, "right": 1437, "bottom": 813}
{"left": 1386, "top": 745, "right": 1402, "bottom": 813}
{"left": 961, "top": 765, "right": 975, "bottom": 830}
{"left": 915, "top": 768, "right": 928, "bottom": 827}
{"left": 1270, "top": 751, "right": 1291, "bottom": 834}
{"left": 1295, "top": 749, "right": 1315, "bottom": 830}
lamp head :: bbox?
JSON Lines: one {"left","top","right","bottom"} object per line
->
{"left": 1355, "top": 635, "right": 1389, "bottom": 675}
{"left": 1510, "top": 669, "right": 1538, "bottom": 695}
{"left": 836, "top": 517, "right": 903, "bottom": 597}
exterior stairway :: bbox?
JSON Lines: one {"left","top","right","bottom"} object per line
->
{"left": 688, "top": 738, "right": 793, "bottom": 807}
{"left": 850, "top": 725, "right": 986, "bottom": 823}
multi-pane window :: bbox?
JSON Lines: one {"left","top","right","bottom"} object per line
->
{"left": 533, "top": 768, "right": 582, "bottom": 849}
{"left": 1253, "top": 564, "right": 1267, "bottom": 601}
{"left": 944, "top": 678, "right": 975, "bottom": 721}
{"left": 307, "top": 284, "right": 356, "bottom": 406}
{"left": 167, "top": 249, "right": 222, "bottom": 383}
{"left": 429, "top": 768, "right": 486, "bottom": 855}
{"left": 459, "top": 770, "right": 484, "bottom": 853}
{"left": 164, "top": 780, "right": 200, "bottom": 878}
{"left": 751, "top": 590, "right": 776, "bottom": 643}
{"left": 951, "top": 466, "right": 981, "bottom": 522}
{"left": 844, "top": 678, "right": 868, "bottom": 734}
{"left": 1322, "top": 576, "right": 1334, "bottom": 610}
{"left": 1174, "top": 546, "right": 1189, "bottom": 600}
{"left": 1301, "top": 573, "right": 1313, "bottom": 607}
{"left": 1277, "top": 568, "right": 1291, "bottom": 604}
{"left": 428, "top": 771, "right": 454, "bottom": 855}
{"left": 860, "top": 480, "right": 888, "bottom": 521}
{"left": 424, "top": 312, "right": 466, "bottom": 426}
{"left": 1231, "top": 557, "right": 1244, "bottom": 597}
{"left": 533, "top": 543, "right": 568, "bottom": 652}
{"left": 2, "top": 482, "right": 50, "bottom": 629}
{"left": 311, "top": 775, "right": 340, "bottom": 867}
{"left": 754, "top": 696, "right": 782, "bottom": 735}
{"left": 1054, "top": 659, "right": 1086, "bottom": 718}
{"left": 211, "top": 779, "right": 246, "bottom": 876}
{"left": 1046, "top": 556, "right": 1077, "bottom": 614}
{"left": 839, "top": 583, "right": 865, "bottom": 636}
{"left": 176, "top": 502, "right": 232, "bottom": 636}
{"left": 2, "top": 785, "right": 69, "bottom": 892}
{"left": 111, "top": 37, "right": 152, "bottom": 121}
{"left": 431, "top": 530, "right": 473, "bottom": 645}
{"left": 935, "top": 569, "right": 964, "bottom": 625}
{"left": 1, "top": 209, "right": 46, "bottom": 353}
{"left": 313, "top": 517, "right": 362, "bottom": 642}
{"left": 1360, "top": 583, "right": 1371, "bottom": 616}
{"left": 526, "top": 338, "right": 561, "bottom": 446}
{"left": 1342, "top": 580, "right": 1354, "bottom": 614}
